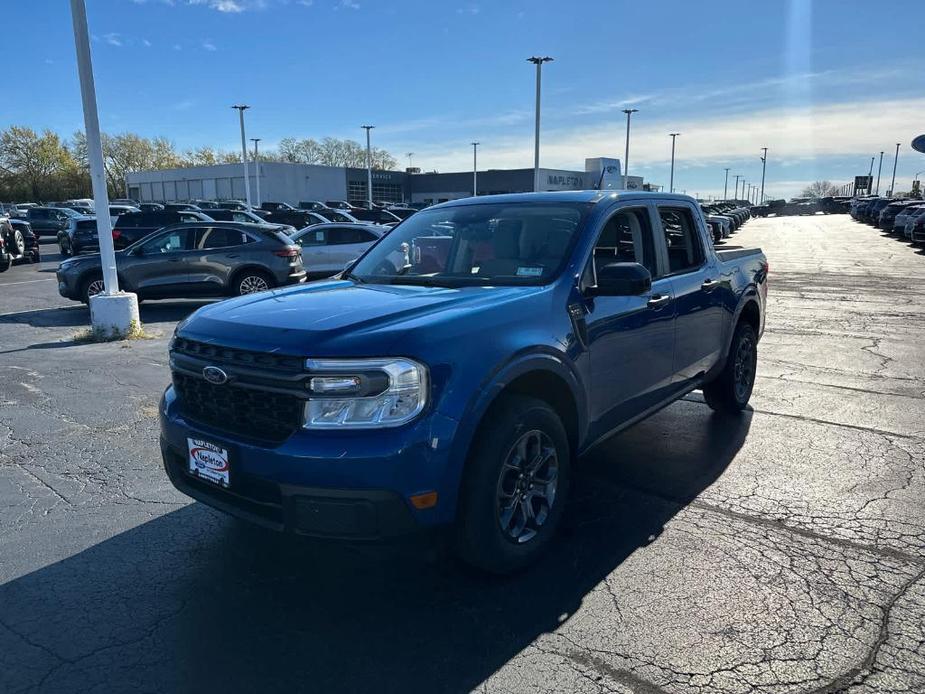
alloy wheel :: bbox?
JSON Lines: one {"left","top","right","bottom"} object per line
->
{"left": 496, "top": 429, "right": 559, "bottom": 544}
{"left": 239, "top": 275, "right": 269, "bottom": 294}
{"left": 733, "top": 334, "right": 755, "bottom": 401}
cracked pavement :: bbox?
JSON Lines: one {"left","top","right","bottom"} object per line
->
{"left": 1, "top": 215, "right": 924, "bottom": 693}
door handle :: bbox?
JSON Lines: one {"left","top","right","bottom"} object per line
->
{"left": 701, "top": 278, "right": 719, "bottom": 290}
{"left": 647, "top": 294, "right": 671, "bottom": 308}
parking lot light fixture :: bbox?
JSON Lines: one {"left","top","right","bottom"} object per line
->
{"left": 889, "top": 143, "right": 900, "bottom": 196}
{"left": 669, "top": 133, "right": 680, "bottom": 193}
{"left": 759, "top": 147, "right": 767, "bottom": 204}
{"left": 232, "top": 105, "right": 251, "bottom": 207}
{"left": 407, "top": 152, "right": 414, "bottom": 170}
{"left": 724, "top": 168, "right": 730, "bottom": 200}
{"left": 734, "top": 175, "right": 741, "bottom": 200}
{"left": 471, "top": 142, "right": 479, "bottom": 196}
{"left": 622, "top": 109, "right": 638, "bottom": 189}
{"left": 361, "top": 125, "right": 375, "bottom": 207}
{"left": 875, "top": 151, "right": 884, "bottom": 195}
{"left": 250, "top": 138, "right": 261, "bottom": 208}
{"left": 527, "top": 56, "right": 553, "bottom": 192}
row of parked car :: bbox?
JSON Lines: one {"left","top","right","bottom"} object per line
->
{"left": 700, "top": 201, "right": 753, "bottom": 243}
{"left": 849, "top": 195, "right": 925, "bottom": 243}
{"left": 750, "top": 196, "right": 851, "bottom": 217}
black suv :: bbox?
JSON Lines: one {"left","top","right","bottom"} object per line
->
{"left": 112, "top": 210, "right": 213, "bottom": 249}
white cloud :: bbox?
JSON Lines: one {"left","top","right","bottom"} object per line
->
{"left": 297, "top": 0, "right": 313, "bottom": 5}
{"left": 103, "top": 32, "right": 123, "bottom": 47}
{"left": 142, "top": 38, "right": 152, "bottom": 47}
{"left": 187, "top": 0, "right": 245, "bottom": 11}
{"left": 334, "top": 0, "right": 359, "bottom": 9}
{"left": 456, "top": 4, "right": 479, "bottom": 15}
{"left": 202, "top": 39, "right": 217, "bottom": 51}
{"left": 173, "top": 43, "right": 183, "bottom": 51}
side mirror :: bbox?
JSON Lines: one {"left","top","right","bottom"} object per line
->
{"left": 588, "top": 262, "right": 652, "bottom": 297}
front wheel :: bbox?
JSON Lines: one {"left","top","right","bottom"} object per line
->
{"left": 702, "top": 321, "right": 757, "bottom": 414}
{"left": 456, "top": 395, "right": 571, "bottom": 574}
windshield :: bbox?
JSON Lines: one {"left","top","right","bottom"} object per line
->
{"left": 349, "top": 202, "right": 588, "bottom": 286}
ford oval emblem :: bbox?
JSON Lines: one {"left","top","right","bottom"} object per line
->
{"left": 202, "top": 366, "right": 229, "bottom": 385}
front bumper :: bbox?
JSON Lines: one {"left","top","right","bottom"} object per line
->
{"left": 56, "top": 270, "right": 80, "bottom": 300}
{"left": 159, "top": 386, "right": 460, "bottom": 539}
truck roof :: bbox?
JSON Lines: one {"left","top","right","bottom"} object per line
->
{"left": 434, "top": 190, "right": 698, "bottom": 208}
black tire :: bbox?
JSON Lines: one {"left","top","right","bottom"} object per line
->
{"left": 0, "top": 254, "right": 11, "bottom": 273}
{"left": 79, "top": 274, "right": 106, "bottom": 304}
{"left": 232, "top": 269, "right": 274, "bottom": 296}
{"left": 456, "top": 394, "right": 571, "bottom": 574}
{"left": 702, "top": 321, "right": 758, "bottom": 414}
{"left": 59, "top": 238, "right": 71, "bottom": 257}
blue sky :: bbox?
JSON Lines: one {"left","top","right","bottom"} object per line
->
{"left": 5, "top": 0, "right": 925, "bottom": 198}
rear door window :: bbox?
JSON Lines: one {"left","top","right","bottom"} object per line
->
{"left": 140, "top": 228, "right": 194, "bottom": 254}
{"left": 656, "top": 206, "right": 705, "bottom": 275}
{"left": 196, "top": 227, "right": 250, "bottom": 249}
{"left": 297, "top": 228, "right": 328, "bottom": 246}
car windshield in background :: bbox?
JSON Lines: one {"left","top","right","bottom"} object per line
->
{"left": 349, "top": 202, "right": 588, "bottom": 287}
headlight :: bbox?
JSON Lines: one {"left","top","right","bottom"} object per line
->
{"left": 303, "top": 357, "right": 428, "bottom": 429}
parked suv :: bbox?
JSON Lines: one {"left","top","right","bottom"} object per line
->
{"left": 25, "top": 206, "right": 81, "bottom": 237}
{"left": 57, "top": 216, "right": 100, "bottom": 256}
{"left": 291, "top": 223, "right": 389, "bottom": 278}
{"left": 112, "top": 209, "right": 213, "bottom": 249}
{"left": 7, "top": 218, "right": 40, "bottom": 264}
{"left": 57, "top": 222, "right": 306, "bottom": 303}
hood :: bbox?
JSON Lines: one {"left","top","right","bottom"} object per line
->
{"left": 180, "top": 279, "right": 546, "bottom": 355}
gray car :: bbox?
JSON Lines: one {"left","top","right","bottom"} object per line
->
{"left": 57, "top": 221, "right": 306, "bottom": 303}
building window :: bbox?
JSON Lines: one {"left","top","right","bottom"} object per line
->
{"left": 348, "top": 181, "right": 403, "bottom": 204}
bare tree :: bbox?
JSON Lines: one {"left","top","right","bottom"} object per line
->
{"left": 801, "top": 180, "right": 838, "bottom": 198}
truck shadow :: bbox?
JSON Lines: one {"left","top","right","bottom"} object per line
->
{"left": 0, "top": 400, "right": 750, "bottom": 693}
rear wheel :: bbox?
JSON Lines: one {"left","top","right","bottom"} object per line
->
{"left": 10, "top": 230, "right": 25, "bottom": 257}
{"left": 702, "top": 321, "right": 757, "bottom": 414}
{"left": 233, "top": 269, "right": 274, "bottom": 296}
{"left": 79, "top": 274, "right": 106, "bottom": 304}
{"left": 59, "top": 237, "right": 71, "bottom": 257}
{"left": 456, "top": 395, "right": 570, "bottom": 574}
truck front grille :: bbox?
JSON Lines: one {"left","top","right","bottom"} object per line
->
{"left": 172, "top": 372, "right": 304, "bottom": 444}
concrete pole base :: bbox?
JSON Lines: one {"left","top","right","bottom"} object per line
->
{"left": 89, "top": 292, "right": 141, "bottom": 339}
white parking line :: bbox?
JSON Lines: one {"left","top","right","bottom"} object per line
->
{"left": 0, "top": 278, "right": 56, "bottom": 286}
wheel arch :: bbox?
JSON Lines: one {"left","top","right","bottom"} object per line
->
{"left": 228, "top": 264, "right": 274, "bottom": 293}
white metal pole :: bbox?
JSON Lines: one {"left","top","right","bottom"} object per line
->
{"left": 760, "top": 147, "right": 767, "bottom": 203}
{"left": 622, "top": 109, "right": 638, "bottom": 189}
{"left": 669, "top": 133, "right": 679, "bottom": 193}
{"left": 875, "top": 151, "right": 884, "bottom": 194}
{"left": 889, "top": 143, "right": 900, "bottom": 195}
{"left": 232, "top": 105, "right": 251, "bottom": 207}
{"left": 362, "top": 125, "right": 374, "bottom": 207}
{"left": 472, "top": 142, "right": 479, "bottom": 196}
{"left": 251, "top": 138, "right": 261, "bottom": 208}
{"left": 69, "top": 0, "right": 118, "bottom": 295}
{"left": 723, "top": 168, "right": 729, "bottom": 200}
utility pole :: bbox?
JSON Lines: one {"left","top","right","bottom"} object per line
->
{"left": 527, "top": 56, "right": 553, "bottom": 192}
{"left": 622, "top": 108, "right": 639, "bottom": 189}
{"left": 231, "top": 105, "right": 251, "bottom": 207}
{"left": 734, "top": 175, "right": 741, "bottom": 199}
{"left": 406, "top": 152, "right": 414, "bottom": 170}
{"left": 723, "top": 168, "right": 730, "bottom": 201}
{"left": 471, "top": 142, "right": 479, "bottom": 196}
{"left": 668, "top": 133, "right": 680, "bottom": 193}
{"left": 250, "top": 138, "right": 261, "bottom": 208}
{"left": 361, "top": 125, "right": 375, "bottom": 207}
{"left": 759, "top": 147, "right": 767, "bottom": 204}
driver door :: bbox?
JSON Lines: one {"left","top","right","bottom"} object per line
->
{"left": 123, "top": 227, "right": 196, "bottom": 297}
{"left": 583, "top": 204, "right": 677, "bottom": 439}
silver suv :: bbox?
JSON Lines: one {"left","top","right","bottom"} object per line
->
{"left": 56, "top": 222, "right": 305, "bottom": 303}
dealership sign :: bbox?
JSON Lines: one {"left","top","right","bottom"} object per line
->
{"left": 912, "top": 134, "right": 925, "bottom": 154}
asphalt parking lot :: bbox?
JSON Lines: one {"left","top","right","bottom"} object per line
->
{"left": 1, "top": 215, "right": 923, "bottom": 694}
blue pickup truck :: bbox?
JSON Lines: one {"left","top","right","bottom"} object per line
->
{"left": 160, "top": 191, "right": 767, "bottom": 573}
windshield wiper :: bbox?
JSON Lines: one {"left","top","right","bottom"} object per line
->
{"left": 343, "top": 271, "right": 365, "bottom": 284}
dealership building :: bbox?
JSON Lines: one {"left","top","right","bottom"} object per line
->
{"left": 125, "top": 156, "right": 648, "bottom": 207}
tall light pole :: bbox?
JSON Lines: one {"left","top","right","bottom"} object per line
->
{"left": 734, "top": 175, "right": 741, "bottom": 200}
{"left": 889, "top": 143, "right": 900, "bottom": 195}
{"left": 723, "top": 168, "right": 730, "bottom": 201}
{"left": 622, "top": 108, "right": 639, "bottom": 189}
{"left": 759, "top": 147, "right": 767, "bottom": 204}
{"left": 232, "top": 105, "right": 251, "bottom": 207}
{"left": 406, "top": 152, "right": 414, "bottom": 170}
{"left": 875, "top": 151, "right": 884, "bottom": 194}
{"left": 471, "top": 142, "right": 479, "bottom": 197}
{"left": 668, "top": 133, "right": 680, "bottom": 193}
{"left": 527, "top": 56, "right": 553, "bottom": 192}
{"left": 361, "top": 125, "right": 375, "bottom": 207}
{"left": 250, "top": 138, "right": 261, "bottom": 208}
{"left": 69, "top": 0, "right": 123, "bottom": 305}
